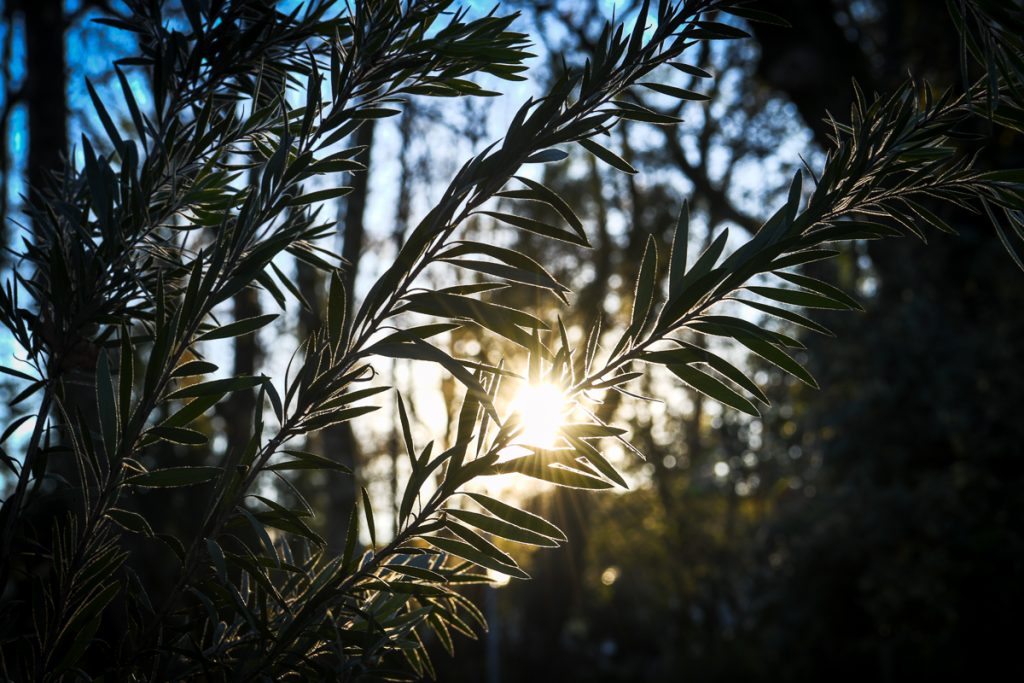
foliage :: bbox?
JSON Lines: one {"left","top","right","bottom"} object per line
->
{"left": 0, "top": 0, "right": 1021, "bottom": 680}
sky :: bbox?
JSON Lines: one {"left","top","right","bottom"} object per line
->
{"left": 0, "top": 1, "right": 815, "bottom": 534}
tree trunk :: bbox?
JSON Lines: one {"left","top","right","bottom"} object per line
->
{"left": 23, "top": 0, "right": 67, "bottom": 233}
{"left": 323, "top": 119, "right": 375, "bottom": 551}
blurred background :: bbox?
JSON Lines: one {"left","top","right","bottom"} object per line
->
{"left": 2, "top": 1, "right": 1022, "bottom": 681}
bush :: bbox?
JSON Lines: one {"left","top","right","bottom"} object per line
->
{"left": 1, "top": 0, "right": 1021, "bottom": 679}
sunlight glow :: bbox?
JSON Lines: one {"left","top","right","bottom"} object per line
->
{"left": 509, "top": 382, "right": 568, "bottom": 449}
{"left": 487, "top": 568, "right": 512, "bottom": 587}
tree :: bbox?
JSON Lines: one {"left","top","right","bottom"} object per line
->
{"left": 0, "top": 0, "right": 1021, "bottom": 680}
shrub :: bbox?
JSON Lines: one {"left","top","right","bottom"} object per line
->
{"left": 0, "top": 0, "right": 1021, "bottom": 679}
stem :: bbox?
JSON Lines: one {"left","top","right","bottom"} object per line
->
{"left": 0, "top": 381, "right": 53, "bottom": 590}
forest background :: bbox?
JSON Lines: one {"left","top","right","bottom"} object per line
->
{"left": 1, "top": 0, "right": 1022, "bottom": 681}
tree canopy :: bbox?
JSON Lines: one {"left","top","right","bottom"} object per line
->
{"left": 1, "top": 0, "right": 1022, "bottom": 680}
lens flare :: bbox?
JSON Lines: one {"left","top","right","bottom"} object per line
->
{"left": 509, "top": 382, "right": 567, "bottom": 449}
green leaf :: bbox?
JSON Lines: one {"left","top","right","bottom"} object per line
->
{"left": 370, "top": 339, "right": 497, "bottom": 419}
{"left": 726, "top": 6, "right": 791, "bottom": 26}
{"left": 732, "top": 334, "right": 818, "bottom": 388}
{"left": 497, "top": 450, "right": 616, "bottom": 489}
{"left": 171, "top": 360, "right": 218, "bottom": 378}
{"left": 166, "top": 376, "right": 266, "bottom": 400}
{"left": 195, "top": 314, "right": 278, "bottom": 342}
{"left": 772, "top": 271, "right": 863, "bottom": 311}
{"left": 161, "top": 393, "right": 222, "bottom": 429}
{"left": 86, "top": 78, "right": 125, "bottom": 154}
{"left": 362, "top": 487, "right": 376, "bottom": 548}
{"left": 668, "top": 202, "right": 690, "bottom": 300}
{"left": 287, "top": 187, "right": 354, "bottom": 205}
{"left": 266, "top": 450, "right": 353, "bottom": 473}
{"left": 730, "top": 298, "right": 834, "bottom": 336}
{"left": 578, "top": 138, "right": 637, "bottom": 174}
{"left": 668, "top": 62, "right": 713, "bottom": 78}
{"left": 107, "top": 508, "right": 154, "bottom": 536}
{"left": 560, "top": 423, "right": 627, "bottom": 438}
{"left": 640, "top": 82, "right": 710, "bottom": 101}
{"left": 396, "top": 391, "right": 417, "bottom": 465}
{"left": 524, "top": 149, "right": 568, "bottom": 164}
{"left": 328, "top": 270, "right": 346, "bottom": 349}
{"left": 119, "top": 329, "right": 134, "bottom": 424}
{"left": 442, "top": 241, "right": 569, "bottom": 293}
{"left": 662, "top": 228, "right": 729, "bottom": 324}
{"left": 565, "top": 435, "right": 628, "bottom": 488}
{"left": 144, "top": 426, "right": 209, "bottom": 446}
{"left": 692, "top": 20, "right": 752, "bottom": 39}
{"left": 96, "top": 352, "right": 118, "bottom": 457}
{"left": 464, "top": 493, "right": 567, "bottom": 543}
{"left": 646, "top": 342, "right": 769, "bottom": 405}
{"left": 0, "top": 365, "right": 36, "bottom": 382}
{"left": 444, "top": 508, "right": 559, "bottom": 547}
{"left": 479, "top": 210, "right": 589, "bottom": 246}
{"left": 401, "top": 291, "right": 546, "bottom": 351}
{"left": 426, "top": 536, "right": 529, "bottom": 579}
{"left": 612, "top": 100, "right": 685, "bottom": 125}
{"left": 126, "top": 466, "right": 221, "bottom": 488}
{"left": 668, "top": 364, "right": 760, "bottom": 416}
{"left": 627, "top": 237, "right": 658, "bottom": 339}
{"left": 510, "top": 175, "right": 586, "bottom": 237}
{"left": 746, "top": 285, "right": 854, "bottom": 310}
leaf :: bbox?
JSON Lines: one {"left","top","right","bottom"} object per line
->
{"left": 426, "top": 536, "right": 529, "bottom": 579}
{"left": 668, "top": 364, "right": 760, "bottom": 416}
{"left": 578, "top": 138, "right": 637, "bottom": 174}
{"left": 497, "top": 450, "right": 616, "bottom": 489}
{"left": 479, "top": 210, "right": 589, "bottom": 246}
{"left": 370, "top": 339, "right": 497, "bottom": 419}
{"left": 646, "top": 342, "right": 769, "bottom": 404}
{"left": 565, "top": 435, "right": 628, "bottom": 488}
{"left": 510, "top": 175, "right": 585, "bottom": 238}
{"left": 661, "top": 228, "right": 729, "bottom": 324}
{"left": 442, "top": 241, "right": 569, "bottom": 295}
{"left": 524, "top": 149, "right": 568, "bottom": 164}
{"left": 396, "top": 391, "right": 416, "bottom": 466}
{"left": 362, "top": 487, "right": 376, "bottom": 548}
{"left": 171, "top": 360, "right": 219, "bottom": 378}
{"left": 144, "top": 426, "right": 209, "bottom": 446}
{"left": 126, "top": 466, "right": 221, "bottom": 488}
{"left": 86, "top": 78, "right": 125, "bottom": 154}
{"left": 341, "top": 507, "right": 360, "bottom": 575}
{"left": 730, "top": 298, "right": 834, "bottom": 336}
{"left": 464, "top": 493, "right": 569, "bottom": 540}
{"left": 731, "top": 334, "right": 818, "bottom": 388}
{"left": 327, "top": 270, "right": 346, "bottom": 349}
{"left": 627, "top": 237, "right": 658, "bottom": 339}
{"left": 405, "top": 288, "right": 547, "bottom": 337}
{"left": 161, "top": 393, "right": 222, "bottom": 429}
{"left": 287, "top": 187, "right": 354, "bottom": 205}
{"left": 1, "top": 415, "right": 32, "bottom": 445}
{"left": 746, "top": 285, "right": 854, "bottom": 310}
{"left": 96, "top": 352, "right": 118, "bottom": 457}
{"left": 166, "top": 376, "right": 266, "bottom": 400}
{"left": 444, "top": 259, "right": 569, "bottom": 299}
{"left": 668, "top": 202, "right": 690, "bottom": 300}
{"left": 107, "top": 508, "right": 154, "bottom": 537}
{"left": 668, "top": 62, "right": 713, "bottom": 78}
{"left": 445, "top": 508, "right": 559, "bottom": 547}
{"left": 726, "top": 6, "right": 791, "bottom": 26}
{"left": 266, "top": 450, "right": 353, "bottom": 473}
{"left": 640, "top": 82, "right": 710, "bottom": 101}
{"left": 773, "top": 271, "right": 863, "bottom": 310}
{"left": 195, "top": 314, "right": 278, "bottom": 342}
{"left": 0, "top": 365, "right": 36, "bottom": 382}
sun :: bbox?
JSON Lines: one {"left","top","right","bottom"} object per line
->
{"left": 509, "top": 381, "right": 568, "bottom": 449}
